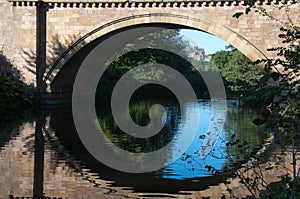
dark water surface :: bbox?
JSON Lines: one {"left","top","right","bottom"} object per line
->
{"left": 0, "top": 99, "right": 267, "bottom": 198}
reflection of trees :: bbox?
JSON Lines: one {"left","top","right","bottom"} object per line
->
{"left": 97, "top": 91, "right": 181, "bottom": 153}
{"left": 0, "top": 116, "right": 35, "bottom": 151}
{"left": 222, "top": 104, "right": 268, "bottom": 169}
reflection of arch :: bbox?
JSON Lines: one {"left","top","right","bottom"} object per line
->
{"left": 45, "top": 12, "right": 267, "bottom": 86}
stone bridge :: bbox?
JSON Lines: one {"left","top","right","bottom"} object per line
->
{"left": 0, "top": 0, "right": 299, "bottom": 102}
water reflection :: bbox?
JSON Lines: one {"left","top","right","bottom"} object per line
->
{"left": 33, "top": 114, "right": 45, "bottom": 198}
{"left": 0, "top": 99, "right": 266, "bottom": 198}
{"left": 98, "top": 98, "right": 181, "bottom": 153}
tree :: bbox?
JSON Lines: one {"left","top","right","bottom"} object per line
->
{"left": 0, "top": 51, "right": 35, "bottom": 112}
{"left": 211, "top": 47, "right": 263, "bottom": 92}
{"left": 226, "top": 1, "right": 300, "bottom": 198}
{"left": 96, "top": 29, "right": 208, "bottom": 99}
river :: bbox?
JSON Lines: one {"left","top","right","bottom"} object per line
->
{"left": 0, "top": 98, "right": 267, "bottom": 198}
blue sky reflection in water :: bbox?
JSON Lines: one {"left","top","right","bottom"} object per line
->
{"left": 159, "top": 100, "right": 228, "bottom": 180}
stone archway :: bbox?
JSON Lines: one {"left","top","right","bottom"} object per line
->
{"left": 46, "top": 12, "right": 267, "bottom": 88}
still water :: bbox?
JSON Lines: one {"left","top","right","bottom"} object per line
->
{"left": 0, "top": 99, "right": 266, "bottom": 198}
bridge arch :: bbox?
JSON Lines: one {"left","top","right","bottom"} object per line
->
{"left": 46, "top": 12, "right": 267, "bottom": 91}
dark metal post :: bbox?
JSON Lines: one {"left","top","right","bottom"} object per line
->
{"left": 36, "top": 0, "right": 47, "bottom": 101}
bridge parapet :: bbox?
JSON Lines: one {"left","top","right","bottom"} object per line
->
{"left": 8, "top": 0, "right": 279, "bottom": 7}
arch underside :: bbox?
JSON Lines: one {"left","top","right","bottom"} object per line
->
{"left": 47, "top": 12, "right": 267, "bottom": 92}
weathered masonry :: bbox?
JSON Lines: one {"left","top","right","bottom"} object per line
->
{"left": 0, "top": 0, "right": 299, "bottom": 98}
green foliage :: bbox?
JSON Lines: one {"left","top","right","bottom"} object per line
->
{"left": 97, "top": 29, "right": 208, "bottom": 98}
{"left": 259, "top": 24, "right": 300, "bottom": 138}
{"left": 0, "top": 51, "right": 23, "bottom": 81}
{"left": 0, "top": 51, "right": 36, "bottom": 114}
{"left": 121, "top": 29, "right": 190, "bottom": 55}
{"left": 211, "top": 48, "right": 263, "bottom": 92}
{"left": 231, "top": 1, "right": 300, "bottom": 198}
{"left": 258, "top": 175, "right": 300, "bottom": 199}
{"left": 0, "top": 73, "right": 36, "bottom": 112}
{"left": 98, "top": 48, "right": 209, "bottom": 99}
